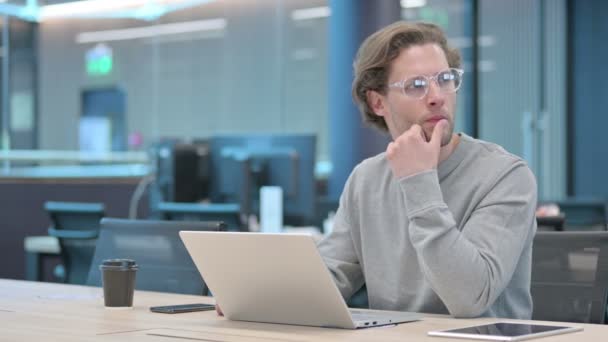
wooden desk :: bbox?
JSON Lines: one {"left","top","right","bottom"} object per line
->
{"left": 0, "top": 279, "right": 604, "bottom": 341}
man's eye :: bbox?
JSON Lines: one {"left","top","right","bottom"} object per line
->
{"left": 440, "top": 72, "right": 454, "bottom": 81}
{"left": 407, "top": 78, "right": 427, "bottom": 89}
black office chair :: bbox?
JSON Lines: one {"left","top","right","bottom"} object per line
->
{"left": 45, "top": 201, "right": 105, "bottom": 284}
{"left": 86, "top": 218, "right": 226, "bottom": 295}
{"left": 157, "top": 201, "right": 244, "bottom": 231}
{"left": 536, "top": 214, "right": 566, "bottom": 231}
{"left": 531, "top": 231, "right": 608, "bottom": 324}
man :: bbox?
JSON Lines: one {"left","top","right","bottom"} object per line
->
{"left": 317, "top": 21, "right": 537, "bottom": 319}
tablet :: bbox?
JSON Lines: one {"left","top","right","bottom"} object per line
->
{"left": 428, "top": 322, "right": 583, "bottom": 341}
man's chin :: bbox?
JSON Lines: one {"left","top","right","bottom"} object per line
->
{"left": 423, "top": 126, "right": 452, "bottom": 145}
{"left": 441, "top": 132, "right": 453, "bottom": 147}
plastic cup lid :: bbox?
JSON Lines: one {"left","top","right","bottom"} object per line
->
{"left": 100, "top": 259, "right": 137, "bottom": 269}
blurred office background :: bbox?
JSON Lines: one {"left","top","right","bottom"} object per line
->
{"left": 0, "top": 0, "right": 607, "bottom": 282}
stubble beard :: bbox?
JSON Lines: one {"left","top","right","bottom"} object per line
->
{"left": 388, "top": 116, "right": 454, "bottom": 146}
{"left": 420, "top": 120, "right": 453, "bottom": 146}
{"left": 440, "top": 123, "right": 454, "bottom": 147}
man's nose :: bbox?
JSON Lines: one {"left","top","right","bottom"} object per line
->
{"left": 425, "top": 80, "right": 445, "bottom": 107}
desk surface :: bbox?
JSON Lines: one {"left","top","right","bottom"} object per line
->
{"left": 1, "top": 279, "right": 605, "bottom": 341}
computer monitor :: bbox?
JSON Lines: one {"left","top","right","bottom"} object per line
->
{"left": 151, "top": 139, "right": 210, "bottom": 203}
{"left": 157, "top": 201, "right": 244, "bottom": 231}
{"left": 209, "top": 134, "right": 316, "bottom": 225}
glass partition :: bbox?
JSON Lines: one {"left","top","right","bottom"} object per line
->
{"left": 0, "top": 0, "right": 329, "bottom": 177}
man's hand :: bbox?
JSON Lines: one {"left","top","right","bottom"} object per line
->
{"left": 386, "top": 120, "right": 446, "bottom": 179}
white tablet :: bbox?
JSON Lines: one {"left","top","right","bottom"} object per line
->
{"left": 428, "top": 322, "right": 583, "bottom": 341}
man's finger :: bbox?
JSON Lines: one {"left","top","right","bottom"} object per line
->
{"left": 430, "top": 119, "right": 446, "bottom": 146}
{"left": 409, "top": 124, "right": 424, "bottom": 140}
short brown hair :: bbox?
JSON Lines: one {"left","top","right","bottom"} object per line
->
{"left": 352, "top": 21, "right": 461, "bottom": 132}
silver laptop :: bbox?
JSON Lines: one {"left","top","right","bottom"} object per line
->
{"left": 179, "top": 231, "right": 421, "bottom": 329}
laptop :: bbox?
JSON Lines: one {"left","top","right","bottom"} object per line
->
{"left": 179, "top": 231, "right": 421, "bottom": 329}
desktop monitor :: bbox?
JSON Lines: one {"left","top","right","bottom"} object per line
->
{"left": 157, "top": 201, "right": 244, "bottom": 231}
{"left": 151, "top": 139, "right": 210, "bottom": 203}
{"left": 209, "top": 134, "right": 316, "bottom": 225}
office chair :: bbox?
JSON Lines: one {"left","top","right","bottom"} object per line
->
{"left": 45, "top": 201, "right": 105, "bottom": 284}
{"left": 86, "top": 218, "right": 226, "bottom": 295}
{"left": 157, "top": 201, "right": 244, "bottom": 231}
{"left": 536, "top": 214, "right": 566, "bottom": 231}
{"left": 531, "top": 231, "right": 608, "bottom": 324}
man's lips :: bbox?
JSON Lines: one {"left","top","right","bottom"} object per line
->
{"left": 424, "top": 115, "right": 448, "bottom": 124}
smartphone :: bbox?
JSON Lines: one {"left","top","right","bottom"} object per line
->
{"left": 150, "top": 303, "right": 216, "bottom": 314}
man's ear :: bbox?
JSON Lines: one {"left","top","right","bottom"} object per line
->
{"left": 367, "top": 90, "right": 388, "bottom": 117}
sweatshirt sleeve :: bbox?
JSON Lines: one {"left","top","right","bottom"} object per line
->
{"left": 400, "top": 161, "right": 537, "bottom": 317}
{"left": 316, "top": 173, "right": 365, "bottom": 301}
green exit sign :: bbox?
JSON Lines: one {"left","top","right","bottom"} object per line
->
{"left": 86, "top": 44, "right": 113, "bottom": 76}
{"left": 87, "top": 55, "right": 112, "bottom": 75}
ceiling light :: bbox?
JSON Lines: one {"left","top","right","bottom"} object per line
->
{"left": 36, "top": 0, "right": 214, "bottom": 21}
{"left": 290, "top": 6, "right": 330, "bottom": 21}
{"left": 400, "top": 0, "right": 427, "bottom": 9}
{"left": 76, "top": 18, "right": 226, "bottom": 43}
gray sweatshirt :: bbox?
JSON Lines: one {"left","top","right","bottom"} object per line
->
{"left": 317, "top": 133, "right": 537, "bottom": 319}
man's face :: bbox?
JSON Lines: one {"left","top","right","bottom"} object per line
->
{"left": 371, "top": 43, "right": 457, "bottom": 146}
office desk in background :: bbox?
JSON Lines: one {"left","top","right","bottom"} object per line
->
{"left": 0, "top": 175, "right": 149, "bottom": 281}
{"left": 0, "top": 279, "right": 605, "bottom": 341}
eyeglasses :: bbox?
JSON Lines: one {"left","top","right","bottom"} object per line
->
{"left": 387, "top": 68, "right": 464, "bottom": 99}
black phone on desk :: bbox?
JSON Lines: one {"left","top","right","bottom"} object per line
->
{"left": 150, "top": 303, "right": 215, "bottom": 314}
